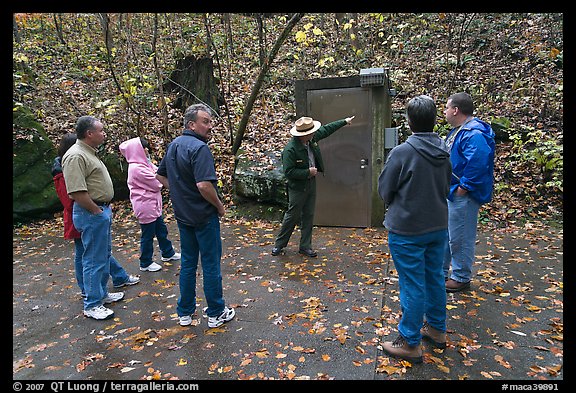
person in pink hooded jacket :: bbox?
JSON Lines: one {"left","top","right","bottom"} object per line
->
{"left": 119, "top": 137, "right": 180, "bottom": 272}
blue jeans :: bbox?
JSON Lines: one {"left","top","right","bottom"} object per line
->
{"left": 388, "top": 229, "right": 448, "bottom": 346}
{"left": 73, "top": 238, "right": 130, "bottom": 296}
{"left": 73, "top": 238, "right": 84, "bottom": 294}
{"left": 443, "top": 194, "right": 481, "bottom": 283}
{"left": 109, "top": 254, "right": 130, "bottom": 287}
{"left": 176, "top": 214, "right": 225, "bottom": 318}
{"left": 139, "top": 215, "right": 175, "bottom": 268}
{"left": 73, "top": 204, "right": 113, "bottom": 310}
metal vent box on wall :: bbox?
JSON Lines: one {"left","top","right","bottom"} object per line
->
{"left": 294, "top": 72, "right": 395, "bottom": 228}
{"left": 359, "top": 67, "right": 386, "bottom": 87}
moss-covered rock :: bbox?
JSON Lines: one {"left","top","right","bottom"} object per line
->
{"left": 233, "top": 151, "right": 287, "bottom": 208}
{"left": 13, "top": 103, "right": 61, "bottom": 223}
{"left": 102, "top": 152, "right": 129, "bottom": 202}
{"left": 12, "top": 103, "right": 130, "bottom": 223}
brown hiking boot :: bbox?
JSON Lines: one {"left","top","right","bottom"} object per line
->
{"left": 421, "top": 322, "right": 446, "bottom": 349}
{"left": 445, "top": 278, "right": 470, "bottom": 293}
{"left": 382, "top": 335, "right": 423, "bottom": 363}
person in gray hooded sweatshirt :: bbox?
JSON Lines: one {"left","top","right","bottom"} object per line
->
{"left": 378, "top": 95, "right": 452, "bottom": 363}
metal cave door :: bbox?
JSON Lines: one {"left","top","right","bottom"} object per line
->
{"left": 308, "top": 87, "right": 372, "bottom": 227}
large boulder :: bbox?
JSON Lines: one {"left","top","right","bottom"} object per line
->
{"left": 102, "top": 150, "right": 129, "bottom": 202}
{"left": 13, "top": 104, "right": 61, "bottom": 223}
{"left": 12, "top": 104, "right": 129, "bottom": 223}
{"left": 233, "top": 151, "right": 287, "bottom": 208}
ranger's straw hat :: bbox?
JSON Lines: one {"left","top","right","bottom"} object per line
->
{"left": 290, "top": 116, "right": 322, "bottom": 136}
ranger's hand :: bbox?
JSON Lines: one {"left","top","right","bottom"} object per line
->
{"left": 345, "top": 115, "right": 355, "bottom": 124}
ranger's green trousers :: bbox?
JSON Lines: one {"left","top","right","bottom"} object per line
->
{"left": 274, "top": 178, "right": 317, "bottom": 250}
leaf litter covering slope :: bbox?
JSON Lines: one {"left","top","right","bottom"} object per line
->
{"left": 13, "top": 13, "right": 563, "bottom": 224}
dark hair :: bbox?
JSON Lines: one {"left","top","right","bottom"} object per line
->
{"left": 406, "top": 95, "right": 437, "bottom": 132}
{"left": 139, "top": 137, "right": 150, "bottom": 150}
{"left": 183, "top": 103, "right": 212, "bottom": 128}
{"left": 58, "top": 133, "right": 77, "bottom": 158}
{"left": 448, "top": 92, "right": 474, "bottom": 116}
{"left": 75, "top": 115, "right": 98, "bottom": 139}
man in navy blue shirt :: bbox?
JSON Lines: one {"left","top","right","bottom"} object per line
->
{"left": 156, "top": 103, "right": 235, "bottom": 328}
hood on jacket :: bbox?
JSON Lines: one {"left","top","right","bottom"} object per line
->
{"left": 51, "top": 156, "right": 62, "bottom": 177}
{"left": 465, "top": 118, "right": 496, "bottom": 142}
{"left": 406, "top": 133, "right": 451, "bottom": 166}
{"left": 119, "top": 137, "right": 149, "bottom": 165}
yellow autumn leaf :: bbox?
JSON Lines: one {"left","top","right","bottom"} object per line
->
{"left": 549, "top": 47, "right": 560, "bottom": 58}
{"left": 376, "top": 364, "right": 401, "bottom": 375}
{"left": 295, "top": 31, "right": 306, "bottom": 43}
{"left": 205, "top": 326, "right": 227, "bottom": 335}
{"left": 219, "top": 365, "right": 233, "bottom": 373}
{"left": 438, "top": 365, "right": 450, "bottom": 373}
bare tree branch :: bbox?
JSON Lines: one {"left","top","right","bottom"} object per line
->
{"left": 203, "top": 13, "right": 235, "bottom": 146}
{"left": 152, "top": 13, "right": 169, "bottom": 139}
{"left": 98, "top": 13, "right": 141, "bottom": 131}
{"left": 231, "top": 12, "right": 305, "bottom": 156}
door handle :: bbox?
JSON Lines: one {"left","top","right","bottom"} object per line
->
{"left": 360, "top": 158, "right": 368, "bottom": 169}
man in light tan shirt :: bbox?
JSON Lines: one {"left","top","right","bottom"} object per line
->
{"left": 62, "top": 116, "right": 136, "bottom": 320}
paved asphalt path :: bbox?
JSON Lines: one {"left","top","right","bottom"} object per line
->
{"left": 13, "top": 210, "right": 564, "bottom": 387}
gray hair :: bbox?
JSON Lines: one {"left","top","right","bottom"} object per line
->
{"left": 183, "top": 104, "right": 212, "bottom": 128}
{"left": 75, "top": 116, "right": 99, "bottom": 139}
{"left": 406, "top": 95, "right": 437, "bottom": 132}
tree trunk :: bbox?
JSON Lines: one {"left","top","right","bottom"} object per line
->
{"left": 152, "top": 14, "right": 169, "bottom": 139}
{"left": 231, "top": 13, "right": 305, "bottom": 156}
{"left": 256, "top": 14, "right": 267, "bottom": 67}
{"left": 53, "top": 13, "right": 66, "bottom": 46}
{"left": 203, "top": 14, "right": 235, "bottom": 146}
{"left": 96, "top": 13, "right": 114, "bottom": 51}
{"left": 163, "top": 55, "right": 221, "bottom": 114}
{"left": 100, "top": 12, "right": 141, "bottom": 131}
{"left": 336, "top": 13, "right": 360, "bottom": 52}
{"left": 13, "top": 14, "right": 21, "bottom": 44}
{"left": 224, "top": 14, "right": 234, "bottom": 56}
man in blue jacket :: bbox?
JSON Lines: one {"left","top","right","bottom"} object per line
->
{"left": 443, "top": 92, "right": 496, "bottom": 293}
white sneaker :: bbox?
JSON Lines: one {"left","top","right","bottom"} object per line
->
{"left": 114, "top": 275, "right": 140, "bottom": 288}
{"left": 103, "top": 292, "right": 125, "bottom": 304}
{"left": 161, "top": 252, "right": 181, "bottom": 262}
{"left": 140, "top": 262, "right": 162, "bottom": 272}
{"left": 84, "top": 305, "right": 114, "bottom": 320}
{"left": 208, "top": 306, "right": 236, "bottom": 328}
{"left": 179, "top": 315, "right": 193, "bottom": 326}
